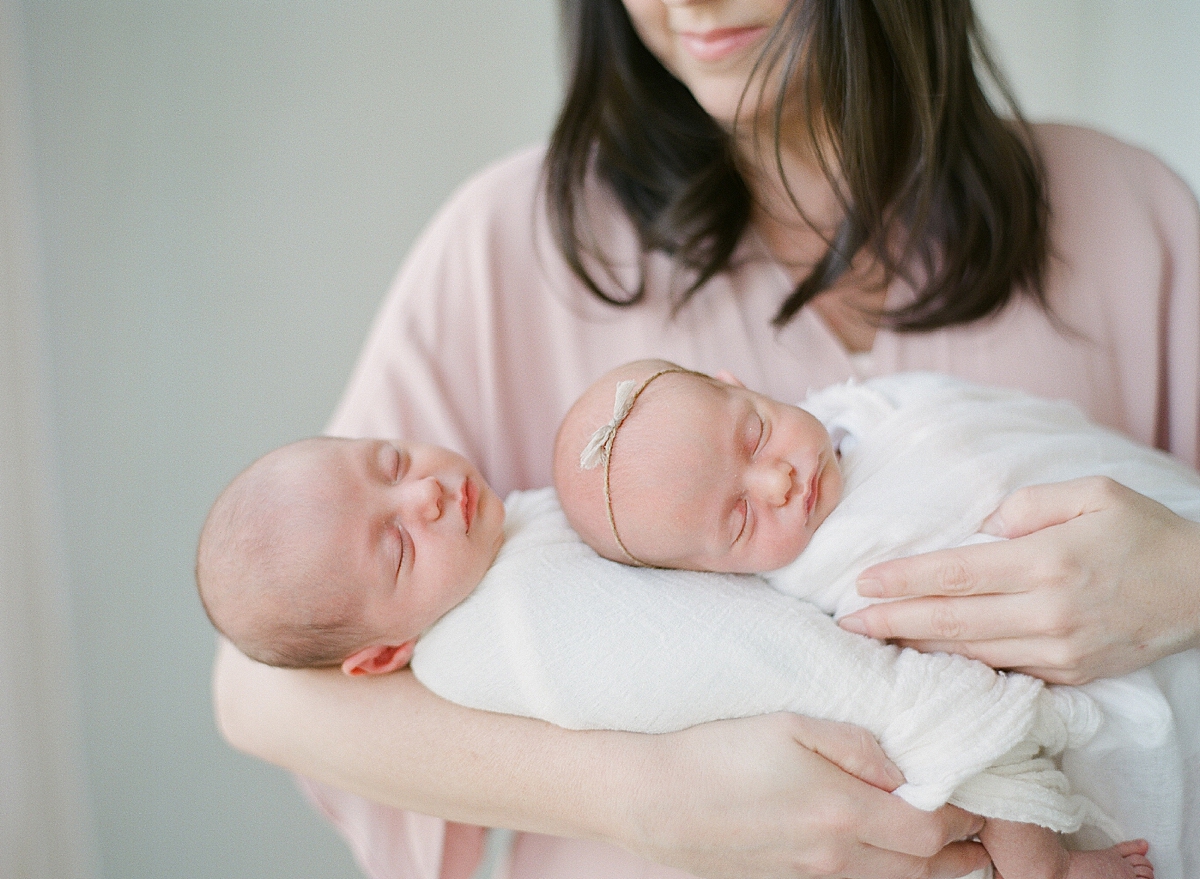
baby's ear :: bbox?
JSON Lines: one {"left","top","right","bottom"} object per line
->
{"left": 341, "top": 639, "right": 417, "bottom": 676}
{"left": 713, "top": 370, "right": 745, "bottom": 388}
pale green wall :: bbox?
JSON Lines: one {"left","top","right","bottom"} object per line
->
{"left": 16, "top": 3, "right": 560, "bottom": 877}
{"left": 976, "top": 0, "right": 1200, "bottom": 196}
{"left": 11, "top": 2, "right": 1199, "bottom": 878}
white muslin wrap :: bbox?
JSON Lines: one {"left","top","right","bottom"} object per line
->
{"left": 412, "top": 374, "right": 1199, "bottom": 877}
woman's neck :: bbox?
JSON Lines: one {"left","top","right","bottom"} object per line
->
{"left": 738, "top": 139, "right": 885, "bottom": 353}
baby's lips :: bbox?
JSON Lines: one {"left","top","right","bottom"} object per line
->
{"left": 458, "top": 480, "right": 472, "bottom": 528}
{"left": 800, "top": 461, "right": 821, "bottom": 521}
{"left": 459, "top": 479, "right": 476, "bottom": 532}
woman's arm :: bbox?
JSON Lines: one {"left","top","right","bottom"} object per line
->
{"left": 842, "top": 477, "right": 1200, "bottom": 684}
{"left": 213, "top": 640, "right": 988, "bottom": 879}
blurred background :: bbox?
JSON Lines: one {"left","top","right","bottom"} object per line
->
{"left": 1, "top": 2, "right": 1196, "bottom": 877}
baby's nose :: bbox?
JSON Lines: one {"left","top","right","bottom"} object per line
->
{"left": 749, "top": 459, "right": 793, "bottom": 507}
{"left": 400, "top": 476, "right": 444, "bottom": 522}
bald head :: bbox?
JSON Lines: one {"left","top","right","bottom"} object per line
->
{"left": 196, "top": 438, "right": 368, "bottom": 668}
{"left": 554, "top": 359, "right": 706, "bottom": 564}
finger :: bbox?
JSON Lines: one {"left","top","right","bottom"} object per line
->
{"left": 892, "top": 634, "right": 1072, "bottom": 674}
{"left": 845, "top": 841, "right": 989, "bottom": 879}
{"left": 1113, "top": 840, "right": 1149, "bottom": 857}
{"left": 1004, "top": 665, "right": 1093, "bottom": 686}
{"left": 981, "top": 476, "right": 1122, "bottom": 539}
{"left": 888, "top": 639, "right": 1093, "bottom": 685}
{"left": 922, "top": 840, "right": 992, "bottom": 879}
{"left": 788, "top": 715, "right": 906, "bottom": 791}
{"left": 842, "top": 593, "right": 1036, "bottom": 643}
{"left": 891, "top": 635, "right": 1034, "bottom": 668}
{"left": 857, "top": 540, "right": 1034, "bottom": 601}
{"left": 852, "top": 785, "right": 985, "bottom": 858}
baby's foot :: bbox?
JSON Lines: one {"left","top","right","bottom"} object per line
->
{"left": 1061, "top": 839, "right": 1153, "bottom": 879}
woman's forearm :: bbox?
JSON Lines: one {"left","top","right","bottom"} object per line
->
{"left": 213, "top": 638, "right": 638, "bottom": 843}
{"left": 212, "top": 639, "right": 989, "bottom": 879}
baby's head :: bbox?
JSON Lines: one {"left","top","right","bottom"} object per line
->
{"left": 554, "top": 360, "right": 842, "bottom": 573}
{"left": 197, "top": 437, "right": 505, "bottom": 674}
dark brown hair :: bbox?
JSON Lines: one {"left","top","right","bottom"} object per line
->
{"left": 545, "top": 0, "right": 1049, "bottom": 330}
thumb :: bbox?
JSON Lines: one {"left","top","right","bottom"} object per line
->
{"left": 789, "top": 715, "right": 906, "bottom": 792}
{"left": 981, "top": 476, "right": 1113, "bottom": 538}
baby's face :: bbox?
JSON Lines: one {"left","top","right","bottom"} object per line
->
{"left": 610, "top": 374, "right": 841, "bottom": 572}
{"left": 287, "top": 438, "right": 505, "bottom": 644}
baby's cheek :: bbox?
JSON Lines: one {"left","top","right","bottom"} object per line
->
{"left": 756, "top": 527, "right": 810, "bottom": 571}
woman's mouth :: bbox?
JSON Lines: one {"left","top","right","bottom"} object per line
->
{"left": 677, "top": 26, "right": 768, "bottom": 64}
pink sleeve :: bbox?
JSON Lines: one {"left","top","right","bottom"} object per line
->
{"left": 298, "top": 776, "right": 441, "bottom": 879}
{"left": 1020, "top": 125, "right": 1200, "bottom": 468}
{"left": 1078, "top": 131, "right": 1200, "bottom": 467}
{"left": 298, "top": 777, "right": 487, "bottom": 879}
{"left": 1153, "top": 154, "right": 1200, "bottom": 466}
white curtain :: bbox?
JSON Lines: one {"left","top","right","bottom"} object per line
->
{"left": 0, "top": 1, "right": 96, "bottom": 876}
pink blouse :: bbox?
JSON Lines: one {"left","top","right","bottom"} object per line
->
{"left": 303, "top": 124, "right": 1200, "bottom": 879}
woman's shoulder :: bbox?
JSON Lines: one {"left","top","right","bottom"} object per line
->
{"left": 455, "top": 143, "right": 547, "bottom": 198}
{"left": 1034, "top": 123, "right": 1144, "bottom": 162}
{"left": 423, "top": 143, "right": 549, "bottom": 232}
{"left": 383, "top": 143, "right": 564, "bottom": 318}
{"left": 1031, "top": 123, "right": 1199, "bottom": 289}
{"left": 411, "top": 142, "right": 639, "bottom": 285}
{"left": 1033, "top": 123, "right": 1198, "bottom": 214}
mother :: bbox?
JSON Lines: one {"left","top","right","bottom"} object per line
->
{"left": 213, "top": 2, "right": 1200, "bottom": 877}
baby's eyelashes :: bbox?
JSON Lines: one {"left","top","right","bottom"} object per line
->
{"left": 392, "top": 447, "right": 410, "bottom": 482}
{"left": 388, "top": 523, "right": 406, "bottom": 578}
{"left": 749, "top": 413, "right": 767, "bottom": 457}
{"left": 380, "top": 442, "right": 405, "bottom": 483}
{"left": 731, "top": 499, "right": 751, "bottom": 547}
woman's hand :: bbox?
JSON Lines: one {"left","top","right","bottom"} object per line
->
{"left": 840, "top": 477, "right": 1200, "bottom": 684}
{"left": 626, "top": 713, "right": 987, "bottom": 879}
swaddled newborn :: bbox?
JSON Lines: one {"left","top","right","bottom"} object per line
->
{"left": 549, "top": 360, "right": 1174, "bottom": 879}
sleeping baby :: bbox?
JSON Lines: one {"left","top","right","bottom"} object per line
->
{"left": 196, "top": 437, "right": 507, "bottom": 675}
{"left": 552, "top": 360, "right": 1173, "bottom": 879}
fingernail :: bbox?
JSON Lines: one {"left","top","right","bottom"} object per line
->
{"left": 980, "top": 512, "right": 1004, "bottom": 536}
{"left": 839, "top": 616, "right": 868, "bottom": 635}
{"left": 885, "top": 762, "right": 906, "bottom": 788}
{"left": 857, "top": 577, "right": 882, "bottom": 597}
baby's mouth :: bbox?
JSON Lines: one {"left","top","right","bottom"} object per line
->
{"left": 460, "top": 479, "right": 476, "bottom": 533}
{"left": 803, "top": 462, "right": 821, "bottom": 520}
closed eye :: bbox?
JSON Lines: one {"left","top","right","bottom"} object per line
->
{"left": 732, "top": 498, "right": 750, "bottom": 547}
{"left": 377, "top": 441, "right": 403, "bottom": 483}
{"left": 389, "top": 444, "right": 408, "bottom": 482}
{"left": 392, "top": 524, "right": 408, "bottom": 579}
{"left": 753, "top": 413, "right": 768, "bottom": 457}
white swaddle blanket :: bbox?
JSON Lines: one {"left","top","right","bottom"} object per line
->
{"left": 412, "top": 374, "right": 1199, "bottom": 877}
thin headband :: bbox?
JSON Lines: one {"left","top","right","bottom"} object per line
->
{"left": 578, "top": 366, "right": 690, "bottom": 566}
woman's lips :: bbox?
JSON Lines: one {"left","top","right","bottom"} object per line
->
{"left": 677, "top": 26, "right": 768, "bottom": 63}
